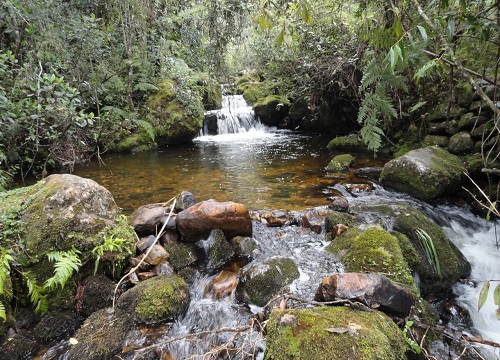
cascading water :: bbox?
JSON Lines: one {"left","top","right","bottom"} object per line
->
{"left": 201, "top": 95, "right": 269, "bottom": 136}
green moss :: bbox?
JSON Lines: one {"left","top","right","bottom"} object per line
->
{"left": 112, "top": 130, "right": 156, "bottom": 153}
{"left": 264, "top": 307, "right": 407, "bottom": 360}
{"left": 117, "top": 275, "right": 190, "bottom": 324}
{"left": 253, "top": 95, "right": 290, "bottom": 116}
{"left": 324, "top": 211, "right": 358, "bottom": 233}
{"left": 391, "top": 231, "right": 419, "bottom": 270}
{"left": 327, "top": 136, "right": 369, "bottom": 153}
{"left": 422, "top": 135, "right": 449, "bottom": 148}
{"left": 289, "top": 98, "right": 309, "bottom": 121}
{"left": 325, "top": 154, "right": 355, "bottom": 172}
{"left": 163, "top": 241, "right": 196, "bottom": 272}
{"left": 326, "top": 227, "right": 414, "bottom": 287}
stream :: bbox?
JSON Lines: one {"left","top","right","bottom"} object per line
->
{"left": 37, "top": 95, "right": 499, "bottom": 359}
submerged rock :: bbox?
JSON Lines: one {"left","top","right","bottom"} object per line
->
{"left": 264, "top": 307, "right": 407, "bottom": 360}
{"left": 325, "top": 154, "right": 355, "bottom": 172}
{"left": 197, "top": 229, "right": 235, "bottom": 272}
{"left": 237, "top": 257, "right": 300, "bottom": 307}
{"left": 176, "top": 200, "right": 252, "bottom": 242}
{"left": 380, "top": 146, "right": 465, "bottom": 201}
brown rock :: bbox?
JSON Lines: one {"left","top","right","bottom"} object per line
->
{"left": 314, "top": 273, "right": 415, "bottom": 316}
{"left": 144, "top": 244, "right": 170, "bottom": 265}
{"left": 328, "top": 196, "right": 349, "bottom": 212}
{"left": 160, "top": 229, "right": 180, "bottom": 245}
{"left": 137, "top": 272, "right": 156, "bottom": 281}
{"left": 175, "top": 200, "right": 252, "bottom": 242}
{"left": 260, "top": 211, "right": 289, "bottom": 227}
{"left": 347, "top": 183, "right": 373, "bottom": 193}
{"left": 331, "top": 224, "right": 349, "bottom": 238}
{"left": 130, "top": 204, "right": 169, "bottom": 236}
{"left": 130, "top": 254, "right": 151, "bottom": 271}
{"left": 302, "top": 209, "right": 328, "bottom": 234}
{"left": 208, "top": 270, "right": 239, "bottom": 300}
{"left": 136, "top": 235, "right": 156, "bottom": 253}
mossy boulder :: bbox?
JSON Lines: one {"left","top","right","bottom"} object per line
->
{"left": 350, "top": 203, "right": 471, "bottom": 295}
{"left": 67, "top": 308, "right": 134, "bottom": 360}
{"left": 146, "top": 79, "right": 204, "bottom": 146}
{"left": 324, "top": 211, "right": 358, "bottom": 233}
{"left": 237, "top": 257, "right": 300, "bottom": 307}
{"left": 422, "top": 135, "right": 449, "bottom": 148}
{"left": 447, "top": 131, "right": 474, "bottom": 155}
{"left": 325, "top": 154, "right": 355, "bottom": 172}
{"left": 380, "top": 146, "right": 465, "bottom": 201}
{"left": 327, "top": 136, "right": 369, "bottom": 153}
{"left": 112, "top": 130, "right": 157, "bottom": 153}
{"left": 253, "top": 95, "right": 290, "bottom": 127}
{"left": 190, "top": 72, "right": 222, "bottom": 110}
{"left": 116, "top": 274, "right": 190, "bottom": 324}
{"left": 264, "top": 307, "right": 407, "bottom": 360}
{"left": 325, "top": 227, "right": 415, "bottom": 287}
{"left": 289, "top": 97, "right": 309, "bottom": 122}
{"left": 197, "top": 229, "right": 235, "bottom": 272}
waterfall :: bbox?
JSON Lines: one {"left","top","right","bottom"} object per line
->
{"left": 201, "top": 95, "right": 268, "bottom": 136}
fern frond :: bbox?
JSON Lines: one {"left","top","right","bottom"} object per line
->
{"left": 0, "top": 301, "right": 5, "bottom": 322}
{"left": 134, "top": 119, "right": 155, "bottom": 142}
{"left": 44, "top": 248, "right": 82, "bottom": 290}
{"left": 133, "top": 82, "right": 159, "bottom": 92}
{"left": 92, "top": 235, "right": 133, "bottom": 274}
{"left": 0, "top": 251, "right": 13, "bottom": 296}
{"left": 24, "top": 272, "right": 49, "bottom": 316}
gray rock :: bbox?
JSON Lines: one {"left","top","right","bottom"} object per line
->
{"left": 448, "top": 131, "right": 474, "bottom": 155}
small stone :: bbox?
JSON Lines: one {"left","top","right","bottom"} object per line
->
{"left": 152, "top": 261, "right": 175, "bottom": 276}
{"left": 137, "top": 272, "right": 156, "bottom": 281}
{"left": 331, "top": 224, "right": 349, "bottom": 238}
{"left": 144, "top": 244, "right": 170, "bottom": 266}
{"left": 328, "top": 196, "right": 349, "bottom": 212}
{"left": 136, "top": 235, "right": 156, "bottom": 253}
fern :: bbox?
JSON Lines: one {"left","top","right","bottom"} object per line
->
{"left": 44, "top": 248, "right": 82, "bottom": 291}
{"left": 134, "top": 119, "right": 155, "bottom": 142}
{"left": 24, "top": 272, "right": 49, "bottom": 316}
{"left": 133, "top": 82, "right": 159, "bottom": 92}
{"left": 415, "top": 228, "right": 442, "bottom": 278}
{"left": 92, "top": 235, "right": 133, "bottom": 275}
{"left": 0, "top": 250, "right": 14, "bottom": 322}
{"left": 0, "top": 301, "right": 5, "bottom": 322}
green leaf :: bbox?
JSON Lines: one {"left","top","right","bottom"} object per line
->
{"left": 410, "top": 101, "right": 427, "bottom": 113}
{"left": 448, "top": 17, "right": 455, "bottom": 38}
{"left": 459, "top": 0, "right": 467, "bottom": 11}
{"left": 494, "top": 284, "right": 500, "bottom": 306}
{"left": 486, "top": 201, "right": 496, "bottom": 222}
{"left": 133, "top": 83, "right": 158, "bottom": 92}
{"left": 0, "top": 301, "right": 6, "bottom": 322}
{"left": 134, "top": 119, "right": 155, "bottom": 142}
{"left": 274, "top": 24, "right": 285, "bottom": 46}
{"left": 393, "top": 18, "right": 403, "bottom": 38}
{"left": 388, "top": 47, "right": 396, "bottom": 70}
{"left": 478, "top": 281, "right": 490, "bottom": 311}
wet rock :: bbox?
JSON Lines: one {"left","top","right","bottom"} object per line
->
{"left": 253, "top": 95, "right": 290, "bottom": 127}
{"left": 130, "top": 254, "right": 152, "bottom": 271}
{"left": 144, "top": 244, "right": 170, "bottom": 266}
{"left": 259, "top": 210, "right": 290, "bottom": 227}
{"left": 34, "top": 310, "right": 81, "bottom": 343}
{"left": 137, "top": 272, "right": 156, "bottom": 281}
{"left": 197, "top": 229, "right": 235, "bottom": 272}
{"left": 324, "top": 210, "right": 357, "bottom": 233}
{"left": 264, "top": 307, "right": 407, "bottom": 360}
{"left": 79, "top": 275, "right": 115, "bottom": 318}
{"left": 0, "top": 331, "right": 36, "bottom": 360}
{"left": 208, "top": 270, "right": 240, "bottom": 300}
{"left": 326, "top": 135, "right": 368, "bottom": 153}
{"left": 355, "top": 167, "right": 383, "bottom": 178}
{"left": 176, "top": 200, "right": 252, "bottom": 242}
{"left": 175, "top": 190, "right": 197, "bottom": 211}
{"left": 130, "top": 204, "right": 169, "bottom": 236}
{"left": 67, "top": 308, "right": 134, "bottom": 360}
{"left": 350, "top": 203, "right": 471, "bottom": 296}
{"left": 302, "top": 208, "right": 329, "bottom": 233}
{"left": 347, "top": 183, "right": 373, "bottom": 194}
{"left": 152, "top": 261, "right": 175, "bottom": 276}
{"left": 328, "top": 196, "right": 349, "bottom": 212}
{"left": 136, "top": 235, "right": 156, "bottom": 253}
{"left": 237, "top": 257, "right": 300, "bottom": 307}
{"left": 314, "top": 273, "right": 415, "bottom": 316}
{"left": 325, "top": 154, "right": 355, "bottom": 172}
{"left": 448, "top": 131, "right": 474, "bottom": 155}
{"left": 160, "top": 229, "right": 180, "bottom": 244}
{"left": 325, "top": 227, "right": 415, "bottom": 287}
{"left": 230, "top": 236, "right": 257, "bottom": 257}
{"left": 331, "top": 224, "right": 349, "bottom": 238}
{"left": 116, "top": 274, "right": 190, "bottom": 324}
{"left": 203, "top": 113, "right": 218, "bottom": 135}
{"left": 163, "top": 240, "right": 198, "bottom": 272}
{"left": 380, "top": 146, "right": 465, "bottom": 201}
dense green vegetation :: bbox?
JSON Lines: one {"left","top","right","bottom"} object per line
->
{"left": 0, "top": 0, "right": 498, "bottom": 208}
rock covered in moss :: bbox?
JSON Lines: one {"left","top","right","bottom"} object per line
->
{"left": 350, "top": 203, "right": 471, "bottom": 295}
{"left": 237, "top": 257, "right": 300, "bottom": 307}
{"left": 325, "top": 154, "right": 355, "bottom": 172}
{"left": 67, "top": 308, "right": 134, "bottom": 360}
{"left": 327, "top": 135, "right": 368, "bottom": 153}
{"left": 325, "top": 227, "right": 414, "bottom": 287}
{"left": 422, "top": 135, "right": 449, "bottom": 147}
{"left": 264, "top": 307, "right": 407, "bottom": 360}
{"left": 197, "top": 229, "right": 235, "bottom": 272}
{"left": 253, "top": 95, "right": 290, "bottom": 127}
{"left": 324, "top": 210, "right": 357, "bottom": 232}
{"left": 116, "top": 274, "right": 190, "bottom": 324}
{"left": 146, "top": 79, "right": 204, "bottom": 145}
{"left": 448, "top": 131, "right": 474, "bottom": 155}
{"left": 176, "top": 200, "right": 252, "bottom": 242}
{"left": 380, "top": 146, "right": 465, "bottom": 201}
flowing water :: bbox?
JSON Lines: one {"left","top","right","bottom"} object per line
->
{"left": 35, "top": 95, "right": 499, "bottom": 359}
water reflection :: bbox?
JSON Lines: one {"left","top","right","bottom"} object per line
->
{"left": 70, "top": 131, "right": 383, "bottom": 214}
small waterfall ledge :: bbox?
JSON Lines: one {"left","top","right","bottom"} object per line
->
{"left": 201, "top": 95, "right": 269, "bottom": 136}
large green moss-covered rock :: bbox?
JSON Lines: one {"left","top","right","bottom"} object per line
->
{"left": 146, "top": 79, "right": 204, "bottom": 145}
{"left": 327, "top": 136, "right": 369, "bottom": 153}
{"left": 325, "top": 227, "right": 415, "bottom": 287}
{"left": 116, "top": 274, "right": 190, "bottom": 324}
{"left": 264, "top": 307, "right": 407, "bottom": 360}
{"left": 380, "top": 146, "right": 465, "bottom": 201}
{"left": 253, "top": 95, "right": 290, "bottom": 127}
{"left": 350, "top": 203, "right": 471, "bottom": 295}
